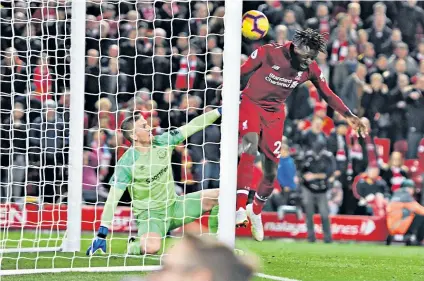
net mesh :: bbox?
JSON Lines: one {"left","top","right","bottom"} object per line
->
{"left": 0, "top": 0, "right": 224, "bottom": 272}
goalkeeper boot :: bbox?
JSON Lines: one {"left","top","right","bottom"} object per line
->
{"left": 235, "top": 207, "right": 248, "bottom": 228}
{"left": 127, "top": 236, "right": 140, "bottom": 255}
{"left": 246, "top": 203, "right": 264, "bottom": 241}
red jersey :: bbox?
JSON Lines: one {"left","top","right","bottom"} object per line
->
{"left": 241, "top": 42, "right": 351, "bottom": 116}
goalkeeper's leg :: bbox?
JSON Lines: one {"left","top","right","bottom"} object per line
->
{"left": 129, "top": 211, "right": 168, "bottom": 255}
{"left": 169, "top": 189, "right": 219, "bottom": 235}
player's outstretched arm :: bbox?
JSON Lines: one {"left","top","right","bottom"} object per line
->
{"left": 309, "top": 62, "right": 368, "bottom": 137}
{"left": 178, "top": 109, "right": 222, "bottom": 140}
{"left": 86, "top": 186, "right": 125, "bottom": 256}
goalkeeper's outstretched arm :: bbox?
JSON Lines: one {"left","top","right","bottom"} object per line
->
{"left": 177, "top": 108, "right": 221, "bottom": 140}
{"left": 100, "top": 186, "right": 125, "bottom": 228}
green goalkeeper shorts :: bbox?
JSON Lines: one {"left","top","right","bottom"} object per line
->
{"left": 134, "top": 191, "right": 203, "bottom": 238}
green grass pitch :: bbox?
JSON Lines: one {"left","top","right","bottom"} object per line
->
{"left": 1, "top": 231, "right": 424, "bottom": 281}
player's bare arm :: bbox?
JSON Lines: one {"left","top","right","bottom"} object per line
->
{"left": 293, "top": 29, "right": 368, "bottom": 138}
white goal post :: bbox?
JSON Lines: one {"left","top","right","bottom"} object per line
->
{"left": 0, "top": 0, "right": 242, "bottom": 275}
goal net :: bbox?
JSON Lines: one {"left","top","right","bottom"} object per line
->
{"left": 0, "top": 0, "right": 241, "bottom": 275}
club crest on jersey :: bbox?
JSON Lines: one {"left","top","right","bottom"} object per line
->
{"left": 272, "top": 65, "right": 280, "bottom": 71}
{"left": 295, "top": 71, "right": 303, "bottom": 80}
{"left": 157, "top": 149, "right": 167, "bottom": 159}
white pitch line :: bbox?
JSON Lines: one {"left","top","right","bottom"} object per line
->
{"left": 256, "top": 272, "right": 301, "bottom": 281}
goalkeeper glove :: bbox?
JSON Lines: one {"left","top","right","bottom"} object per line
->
{"left": 86, "top": 226, "right": 108, "bottom": 256}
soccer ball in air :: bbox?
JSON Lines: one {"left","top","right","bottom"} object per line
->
{"left": 242, "top": 10, "right": 269, "bottom": 40}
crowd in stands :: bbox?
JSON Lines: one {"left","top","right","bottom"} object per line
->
{"left": 2, "top": 1, "right": 424, "bottom": 216}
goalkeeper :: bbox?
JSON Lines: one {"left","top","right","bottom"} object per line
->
{"left": 86, "top": 108, "right": 221, "bottom": 256}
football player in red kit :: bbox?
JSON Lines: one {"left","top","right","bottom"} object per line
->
{"left": 235, "top": 29, "right": 368, "bottom": 241}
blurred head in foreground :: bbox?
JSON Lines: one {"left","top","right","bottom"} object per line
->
{"left": 148, "top": 233, "right": 256, "bottom": 281}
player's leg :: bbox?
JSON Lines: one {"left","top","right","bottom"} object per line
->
{"left": 129, "top": 210, "right": 168, "bottom": 255}
{"left": 236, "top": 98, "right": 261, "bottom": 226}
{"left": 169, "top": 189, "right": 219, "bottom": 234}
{"left": 246, "top": 113, "right": 284, "bottom": 241}
{"left": 246, "top": 154, "right": 277, "bottom": 241}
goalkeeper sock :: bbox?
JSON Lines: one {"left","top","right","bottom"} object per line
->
{"left": 252, "top": 178, "right": 274, "bottom": 215}
{"left": 236, "top": 153, "right": 255, "bottom": 210}
{"left": 208, "top": 205, "right": 219, "bottom": 234}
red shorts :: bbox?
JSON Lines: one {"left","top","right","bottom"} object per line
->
{"left": 238, "top": 97, "right": 285, "bottom": 163}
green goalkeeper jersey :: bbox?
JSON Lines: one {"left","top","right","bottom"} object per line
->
{"left": 109, "top": 130, "right": 184, "bottom": 213}
{"left": 100, "top": 109, "right": 221, "bottom": 228}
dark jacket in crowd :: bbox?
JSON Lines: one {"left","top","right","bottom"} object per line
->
{"left": 301, "top": 147, "right": 336, "bottom": 193}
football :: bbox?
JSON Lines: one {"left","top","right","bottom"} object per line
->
{"left": 242, "top": 10, "right": 269, "bottom": 40}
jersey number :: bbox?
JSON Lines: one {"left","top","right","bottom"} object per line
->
{"left": 273, "top": 141, "right": 281, "bottom": 158}
{"left": 251, "top": 49, "right": 258, "bottom": 59}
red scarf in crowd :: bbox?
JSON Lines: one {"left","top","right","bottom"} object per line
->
{"left": 33, "top": 65, "right": 52, "bottom": 102}
{"left": 336, "top": 134, "right": 347, "bottom": 162}
{"left": 390, "top": 167, "right": 404, "bottom": 192}
{"left": 319, "top": 17, "right": 330, "bottom": 41}
{"left": 330, "top": 39, "right": 348, "bottom": 65}
{"left": 176, "top": 57, "right": 197, "bottom": 89}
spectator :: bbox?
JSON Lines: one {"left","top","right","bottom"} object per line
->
{"left": 339, "top": 63, "right": 368, "bottom": 115}
{"left": 352, "top": 166, "right": 389, "bottom": 216}
{"left": 147, "top": 233, "right": 256, "bottom": 281}
{"left": 356, "top": 29, "right": 369, "bottom": 55}
{"left": 406, "top": 76, "right": 424, "bottom": 159}
{"left": 385, "top": 58, "right": 409, "bottom": 90}
{"left": 366, "top": 12, "right": 392, "bottom": 56}
{"left": 100, "top": 56, "right": 129, "bottom": 106}
{"left": 85, "top": 49, "right": 102, "bottom": 115}
{"left": 347, "top": 117, "right": 378, "bottom": 175}
{"left": 387, "top": 74, "right": 410, "bottom": 143}
{"left": 361, "top": 73, "right": 389, "bottom": 136}
{"left": 0, "top": 47, "right": 28, "bottom": 118}
{"left": 386, "top": 28, "right": 403, "bottom": 57}
{"left": 328, "top": 180, "right": 344, "bottom": 215}
{"left": 411, "top": 60, "right": 424, "bottom": 84}
{"left": 388, "top": 42, "right": 418, "bottom": 77}
{"left": 298, "top": 116, "right": 327, "bottom": 151}
{"left": 301, "top": 138, "right": 335, "bottom": 243}
{"left": 302, "top": 102, "right": 334, "bottom": 137}
{"left": 283, "top": 10, "right": 302, "bottom": 41}
{"left": 386, "top": 179, "right": 424, "bottom": 246}
{"left": 328, "top": 118, "right": 350, "bottom": 178}
{"left": 333, "top": 45, "right": 359, "bottom": 94}
{"left": 305, "top": 3, "right": 332, "bottom": 41}
{"left": 273, "top": 142, "right": 298, "bottom": 210}
{"left": 328, "top": 26, "right": 351, "bottom": 67}
{"left": 347, "top": 2, "right": 363, "bottom": 30}
{"left": 29, "top": 100, "right": 67, "bottom": 203}
{"left": 381, "top": 151, "right": 409, "bottom": 193}
{"left": 358, "top": 42, "right": 376, "bottom": 71}
{"left": 258, "top": 0, "right": 284, "bottom": 27}
{"left": 82, "top": 148, "right": 107, "bottom": 204}
{"left": 394, "top": 0, "right": 424, "bottom": 50}
{"left": 411, "top": 39, "right": 424, "bottom": 63}
{"left": 189, "top": 107, "right": 221, "bottom": 190}
{"left": 369, "top": 54, "right": 389, "bottom": 81}
{"left": 364, "top": 2, "right": 393, "bottom": 30}
{"left": 273, "top": 25, "right": 288, "bottom": 45}
{"left": 0, "top": 101, "right": 27, "bottom": 203}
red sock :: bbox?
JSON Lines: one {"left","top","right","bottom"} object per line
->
{"left": 236, "top": 153, "right": 255, "bottom": 210}
{"left": 252, "top": 178, "right": 274, "bottom": 215}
